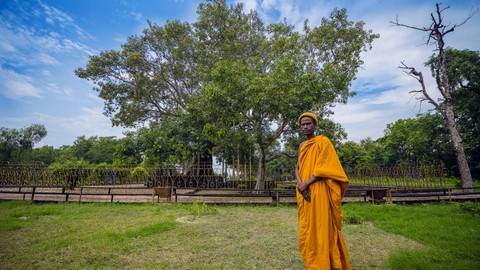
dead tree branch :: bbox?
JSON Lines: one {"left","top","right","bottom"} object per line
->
{"left": 390, "top": 4, "right": 477, "bottom": 48}
{"left": 398, "top": 61, "right": 440, "bottom": 111}
{"left": 392, "top": 3, "right": 476, "bottom": 189}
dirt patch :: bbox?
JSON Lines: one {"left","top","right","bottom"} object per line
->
{"left": 344, "top": 222, "right": 425, "bottom": 269}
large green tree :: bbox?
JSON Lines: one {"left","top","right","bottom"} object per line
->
{"left": 0, "top": 124, "right": 47, "bottom": 163}
{"left": 76, "top": 0, "right": 377, "bottom": 188}
{"left": 337, "top": 138, "right": 387, "bottom": 169}
{"left": 196, "top": 7, "right": 377, "bottom": 189}
{"left": 55, "top": 136, "right": 120, "bottom": 165}
{"left": 338, "top": 113, "right": 460, "bottom": 176}
{"left": 75, "top": 7, "right": 211, "bottom": 169}
{"left": 112, "top": 131, "right": 143, "bottom": 166}
{"left": 75, "top": 19, "right": 198, "bottom": 127}
{"left": 380, "top": 114, "right": 455, "bottom": 167}
{"left": 28, "top": 146, "right": 59, "bottom": 165}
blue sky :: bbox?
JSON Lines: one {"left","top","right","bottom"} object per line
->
{"left": 1, "top": 0, "right": 479, "bottom": 148}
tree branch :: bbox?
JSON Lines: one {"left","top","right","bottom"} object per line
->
{"left": 399, "top": 61, "right": 440, "bottom": 110}
{"left": 265, "top": 151, "right": 296, "bottom": 163}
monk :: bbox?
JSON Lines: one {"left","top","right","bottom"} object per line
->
{"left": 295, "top": 112, "right": 351, "bottom": 270}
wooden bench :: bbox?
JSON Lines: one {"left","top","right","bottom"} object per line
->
{"left": 151, "top": 187, "right": 173, "bottom": 204}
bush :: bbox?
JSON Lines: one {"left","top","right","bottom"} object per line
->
{"left": 343, "top": 212, "right": 364, "bottom": 225}
{"left": 130, "top": 166, "right": 148, "bottom": 177}
{"left": 188, "top": 199, "right": 218, "bottom": 219}
{"left": 458, "top": 201, "right": 480, "bottom": 215}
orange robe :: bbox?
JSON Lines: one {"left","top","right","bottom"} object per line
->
{"left": 297, "top": 135, "right": 351, "bottom": 270}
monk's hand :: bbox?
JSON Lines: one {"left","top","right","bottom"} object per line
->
{"left": 297, "top": 182, "right": 311, "bottom": 202}
{"left": 297, "top": 181, "right": 308, "bottom": 194}
{"left": 301, "top": 189, "right": 311, "bottom": 202}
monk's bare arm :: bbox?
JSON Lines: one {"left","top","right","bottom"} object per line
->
{"left": 296, "top": 161, "right": 311, "bottom": 202}
{"left": 295, "top": 166, "right": 302, "bottom": 185}
{"left": 302, "top": 176, "right": 326, "bottom": 190}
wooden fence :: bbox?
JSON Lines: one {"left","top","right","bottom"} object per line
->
{"left": 1, "top": 184, "right": 479, "bottom": 205}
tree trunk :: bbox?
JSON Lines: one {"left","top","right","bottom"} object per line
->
{"left": 443, "top": 104, "right": 473, "bottom": 189}
{"left": 393, "top": 3, "right": 476, "bottom": 191}
{"left": 186, "top": 151, "right": 214, "bottom": 176}
{"left": 254, "top": 146, "right": 266, "bottom": 190}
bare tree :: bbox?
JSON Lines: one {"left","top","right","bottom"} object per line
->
{"left": 391, "top": 3, "right": 477, "bottom": 189}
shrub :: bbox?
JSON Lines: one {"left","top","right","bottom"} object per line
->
{"left": 343, "top": 212, "right": 365, "bottom": 225}
{"left": 458, "top": 201, "right": 480, "bottom": 215}
{"left": 130, "top": 166, "right": 148, "bottom": 177}
{"left": 188, "top": 199, "right": 218, "bottom": 219}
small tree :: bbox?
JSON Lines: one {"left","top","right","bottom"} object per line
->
{"left": 391, "top": 3, "right": 477, "bottom": 189}
{"left": 0, "top": 124, "right": 47, "bottom": 163}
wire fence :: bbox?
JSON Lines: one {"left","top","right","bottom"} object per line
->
{"left": 345, "top": 162, "right": 447, "bottom": 188}
{"left": 0, "top": 162, "right": 448, "bottom": 189}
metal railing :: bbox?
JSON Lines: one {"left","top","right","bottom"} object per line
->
{"left": 0, "top": 162, "right": 448, "bottom": 189}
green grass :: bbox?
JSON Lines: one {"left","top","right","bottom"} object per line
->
{"left": 0, "top": 200, "right": 479, "bottom": 269}
{"left": 343, "top": 202, "right": 480, "bottom": 269}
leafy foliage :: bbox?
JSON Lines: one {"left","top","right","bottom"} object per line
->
{"left": 0, "top": 124, "right": 47, "bottom": 163}
{"left": 130, "top": 166, "right": 148, "bottom": 177}
{"left": 459, "top": 201, "right": 480, "bottom": 216}
{"left": 186, "top": 199, "right": 218, "bottom": 219}
{"left": 75, "top": 1, "right": 377, "bottom": 187}
{"left": 427, "top": 49, "right": 480, "bottom": 179}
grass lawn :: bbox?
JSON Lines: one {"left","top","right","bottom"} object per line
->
{"left": 0, "top": 200, "right": 479, "bottom": 269}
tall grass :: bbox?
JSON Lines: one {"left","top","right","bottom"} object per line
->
{"left": 0, "top": 201, "right": 479, "bottom": 269}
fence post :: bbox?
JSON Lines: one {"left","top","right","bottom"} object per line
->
{"left": 276, "top": 190, "right": 279, "bottom": 206}
{"left": 63, "top": 187, "right": 69, "bottom": 202}
{"left": 31, "top": 186, "right": 36, "bottom": 201}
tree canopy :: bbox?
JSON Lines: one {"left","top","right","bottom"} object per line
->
{"left": 0, "top": 124, "right": 47, "bottom": 163}
{"left": 76, "top": 0, "right": 378, "bottom": 188}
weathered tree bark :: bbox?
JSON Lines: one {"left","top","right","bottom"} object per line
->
{"left": 393, "top": 3, "right": 475, "bottom": 189}
{"left": 443, "top": 105, "right": 473, "bottom": 188}
{"left": 254, "top": 146, "right": 266, "bottom": 190}
{"left": 186, "top": 152, "right": 214, "bottom": 176}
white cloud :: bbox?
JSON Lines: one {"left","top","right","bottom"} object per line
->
{"left": 36, "top": 52, "right": 60, "bottom": 65}
{"left": 131, "top": 11, "right": 143, "bottom": 22}
{"left": 60, "top": 107, "right": 118, "bottom": 135}
{"left": 0, "top": 1, "right": 96, "bottom": 68}
{"left": 29, "top": 107, "right": 127, "bottom": 147}
{"left": 0, "top": 37, "right": 15, "bottom": 52}
{"left": 275, "top": 1, "right": 302, "bottom": 24}
{"left": 63, "top": 39, "right": 97, "bottom": 56}
{"left": 0, "top": 69, "right": 42, "bottom": 99}
{"left": 86, "top": 92, "right": 102, "bottom": 101}
{"left": 238, "top": 0, "right": 257, "bottom": 12}
{"left": 38, "top": 1, "right": 94, "bottom": 40}
{"left": 0, "top": 106, "right": 126, "bottom": 148}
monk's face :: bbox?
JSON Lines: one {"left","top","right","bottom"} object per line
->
{"left": 299, "top": 117, "right": 316, "bottom": 138}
